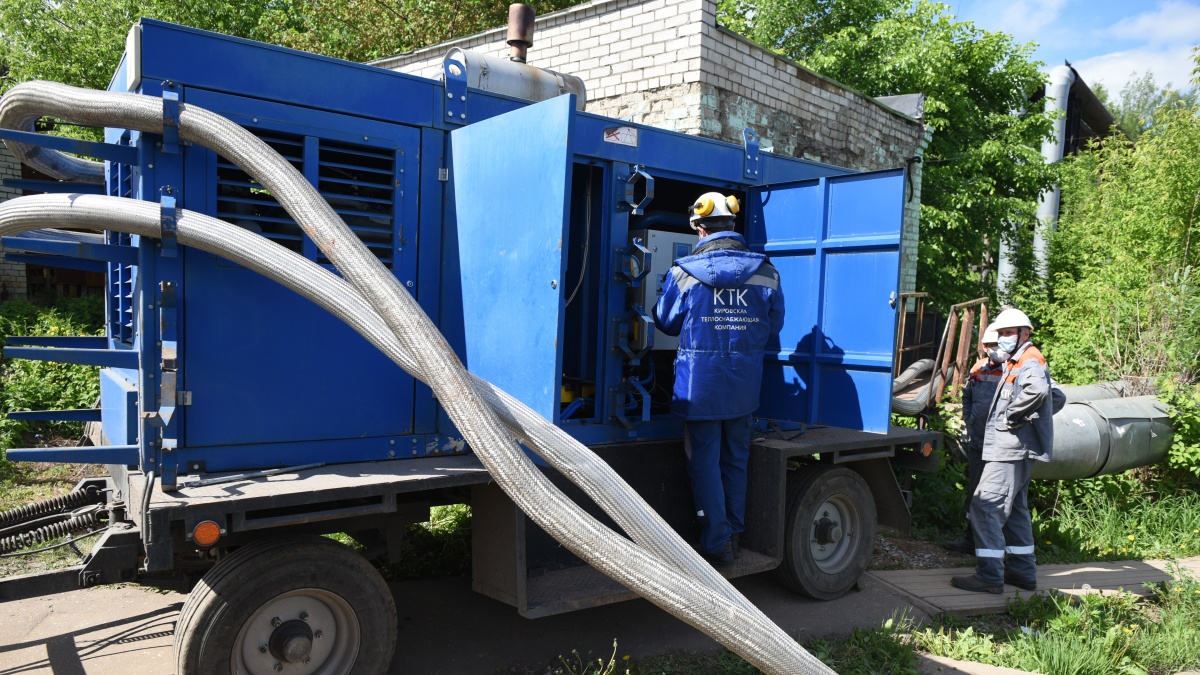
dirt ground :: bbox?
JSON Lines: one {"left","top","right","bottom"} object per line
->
{"left": 871, "top": 526, "right": 976, "bottom": 571}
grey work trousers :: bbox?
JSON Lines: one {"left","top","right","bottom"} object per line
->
{"left": 969, "top": 458, "right": 1036, "bottom": 585}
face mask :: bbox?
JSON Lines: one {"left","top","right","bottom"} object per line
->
{"left": 997, "top": 335, "right": 1018, "bottom": 354}
{"left": 987, "top": 347, "right": 1009, "bottom": 364}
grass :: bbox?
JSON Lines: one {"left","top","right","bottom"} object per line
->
{"left": 0, "top": 461, "right": 107, "bottom": 578}
{"left": 913, "top": 566, "right": 1200, "bottom": 675}
{"left": 1035, "top": 492, "right": 1200, "bottom": 564}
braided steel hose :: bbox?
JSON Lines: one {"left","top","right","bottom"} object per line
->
{"left": 0, "top": 83, "right": 835, "bottom": 675}
{"left": 0, "top": 508, "right": 101, "bottom": 554}
{"left": 0, "top": 485, "right": 101, "bottom": 529}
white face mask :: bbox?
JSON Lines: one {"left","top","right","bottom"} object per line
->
{"left": 997, "top": 335, "right": 1018, "bottom": 354}
{"left": 987, "top": 347, "right": 1009, "bottom": 363}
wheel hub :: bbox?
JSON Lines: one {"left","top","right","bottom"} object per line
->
{"left": 269, "top": 620, "right": 314, "bottom": 663}
{"left": 814, "top": 517, "right": 842, "bottom": 545}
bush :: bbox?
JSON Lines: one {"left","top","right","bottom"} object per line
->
{"left": 0, "top": 297, "right": 104, "bottom": 455}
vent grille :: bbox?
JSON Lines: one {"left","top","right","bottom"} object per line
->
{"left": 215, "top": 132, "right": 397, "bottom": 266}
{"left": 317, "top": 139, "right": 396, "bottom": 266}
{"left": 216, "top": 133, "right": 306, "bottom": 253}
{"left": 106, "top": 161, "right": 134, "bottom": 345}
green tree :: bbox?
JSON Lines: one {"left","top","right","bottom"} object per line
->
{"left": 0, "top": 0, "right": 297, "bottom": 93}
{"left": 262, "top": 0, "right": 584, "bottom": 65}
{"left": 1040, "top": 100, "right": 1200, "bottom": 386}
{"left": 719, "top": 0, "right": 1056, "bottom": 305}
{"left": 1093, "top": 71, "right": 1199, "bottom": 142}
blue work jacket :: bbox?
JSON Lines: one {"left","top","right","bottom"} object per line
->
{"left": 653, "top": 231, "right": 785, "bottom": 420}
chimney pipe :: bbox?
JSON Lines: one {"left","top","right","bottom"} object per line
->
{"left": 506, "top": 4, "right": 535, "bottom": 62}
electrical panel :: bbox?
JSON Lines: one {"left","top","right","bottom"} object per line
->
{"left": 629, "top": 229, "right": 698, "bottom": 350}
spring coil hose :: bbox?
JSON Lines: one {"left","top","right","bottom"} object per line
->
{"left": 0, "top": 510, "right": 101, "bottom": 554}
{"left": 0, "top": 486, "right": 100, "bottom": 529}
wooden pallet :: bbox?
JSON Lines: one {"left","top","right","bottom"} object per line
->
{"left": 867, "top": 556, "right": 1200, "bottom": 617}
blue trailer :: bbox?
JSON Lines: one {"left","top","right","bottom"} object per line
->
{"left": 0, "top": 18, "right": 939, "bottom": 673}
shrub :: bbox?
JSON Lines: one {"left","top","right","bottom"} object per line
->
{"left": 0, "top": 297, "right": 104, "bottom": 455}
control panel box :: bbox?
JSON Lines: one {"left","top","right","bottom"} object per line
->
{"left": 630, "top": 229, "right": 697, "bottom": 350}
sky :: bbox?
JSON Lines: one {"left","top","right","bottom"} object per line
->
{"left": 952, "top": 0, "right": 1200, "bottom": 102}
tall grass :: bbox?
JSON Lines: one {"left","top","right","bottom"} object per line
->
{"left": 1036, "top": 493, "right": 1200, "bottom": 563}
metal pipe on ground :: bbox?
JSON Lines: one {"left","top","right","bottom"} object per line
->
{"left": 1034, "top": 396, "right": 1172, "bottom": 480}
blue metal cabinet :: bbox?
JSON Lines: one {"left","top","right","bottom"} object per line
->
{"left": 451, "top": 97, "right": 906, "bottom": 439}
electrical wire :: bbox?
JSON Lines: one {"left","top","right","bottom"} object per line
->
{"left": 564, "top": 167, "right": 592, "bottom": 307}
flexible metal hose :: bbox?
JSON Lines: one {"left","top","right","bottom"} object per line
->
{"left": 0, "top": 80, "right": 833, "bottom": 673}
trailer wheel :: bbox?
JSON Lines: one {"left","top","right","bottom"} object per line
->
{"left": 174, "top": 535, "right": 397, "bottom": 675}
{"left": 775, "top": 465, "right": 876, "bottom": 600}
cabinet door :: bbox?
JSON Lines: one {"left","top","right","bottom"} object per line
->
{"left": 747, "top": 169, "right": 905, "bottom": 433}
{"left": 451, "top": 95, "right": 576, "bottom": 423}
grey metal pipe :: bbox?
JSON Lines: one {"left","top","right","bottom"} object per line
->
{"left": 1059, "top": 380, "right": 1130, "bottom": 405}
{"left": 1033, "top": 396, "right": 1172, "bottom": 480}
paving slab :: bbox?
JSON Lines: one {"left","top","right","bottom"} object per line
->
{"left": 0, "top": 571, "right": 925, "bottom": 674}
{"left": 916, "top": 654, "right": 1039, "bottom": 675}
{"left": 868, "top": 555, "right": 1200, "bottom": 617}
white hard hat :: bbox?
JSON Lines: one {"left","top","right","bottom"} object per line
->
{"left": 981, "top": 324, "right": 999, "bottom": 344}
{"left": 991, "top": 308, "right": 1033, "bottom": 331}
{"left": 689, "top": 191, "right": 740, "bottom": 230}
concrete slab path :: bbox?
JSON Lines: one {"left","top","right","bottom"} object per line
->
{"left": 0, "top": 572, "right": 924, "bottom": 674}
{"left": 867, "top": 555, "right": 1200, "bottom": 617}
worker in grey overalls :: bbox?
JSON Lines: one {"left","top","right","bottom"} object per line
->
{"left": 951, "top": 308, "right": 1055, "bottom": 593}
{"left": 943, "top": 324, "right": 1004, "bottom": 556}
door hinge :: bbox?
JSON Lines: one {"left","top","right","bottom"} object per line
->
{"left": 438, "top": 167, "right": 449, "bottom": 182}
{"left": 178, "top": 390, "right": 192, "bottom": 406}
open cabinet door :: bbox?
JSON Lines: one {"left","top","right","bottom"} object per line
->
{"left": 746, "top": 169, "right": 905, "bottom": 433}
{"left": 450, "top": 95, "right": 576, "bottom": 423}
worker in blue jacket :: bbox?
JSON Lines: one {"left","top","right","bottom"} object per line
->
{"left": 653, "top": 191, "right": 785, "bottom": 567}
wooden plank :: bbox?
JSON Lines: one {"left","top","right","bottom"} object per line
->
{"left": 867, "top": 557, "right": 1200, "bottom": 618}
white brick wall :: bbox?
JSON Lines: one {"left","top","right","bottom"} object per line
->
{"left": 376, "top": 0, "right": 930, "bottom": 290}
{"left": 0, "top": 144, "right": 28, "bottom": 299}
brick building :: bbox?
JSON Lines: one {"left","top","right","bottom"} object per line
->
{"left": 0, "top": 144, "right": 28, "bottom": 300}
{"left": 374, "top": 0, "right": 931, "bottom": 291}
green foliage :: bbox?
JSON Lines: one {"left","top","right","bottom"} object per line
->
{"left": 804, "top": 614, "right": 919, "bottom": 675}
{"left": 0, "top": 297, "right": 105, "bottom": 455}
{"left": 377, "top": 503, "right": 472, "bottom": 579}
{"left": 1093, "top": 72, "right": 1200, "bottom": 143}
{"left": 1163, "top": 379, "right": 1200, "bottom": 481}
{"left": 1036, "top": 101, "right": 1200, "bottom": 386}
{"left": 719, "top": 0, "right": 1056, "bottom": 305}
{"left": 0, "top": 0, "right": 592, "bottom": 95}
{"left": 0, "top": 0, "right": 292, "bottom": 93}
{"left": 261, "top": 0, "right": 586, "bottom": 65}
{"left": 1032, "top": 493, "right": 1200, "bottom": 563}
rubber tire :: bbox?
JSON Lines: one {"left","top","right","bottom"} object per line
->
{"left": 174, "top": 535, "right": 397, "bottom": 675}
{"left": 775, "top": 465, "right": 877, "bottom": 600}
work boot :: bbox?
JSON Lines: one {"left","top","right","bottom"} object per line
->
{"left": 703, "top": 540, "right": 736, "bottom": 569}
{"left": 1005, "top": 574, "right": 1037, "bottom": 591}
{"left": 950, "top": 575, "right": 1002, "bottom": 594}
{"left": 731, "top": 533, "right": 742, "bottom": 559}
{"left": 942, "top": 537, "right": 975, "bottom": 556}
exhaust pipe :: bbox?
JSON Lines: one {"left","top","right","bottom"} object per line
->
{"left": 507, "top": 4, "right": 535, "bottom": 63}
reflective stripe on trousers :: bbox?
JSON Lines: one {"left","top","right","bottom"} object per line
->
{"left": 969, "top": 458, "right": 1036, "bottom": 585}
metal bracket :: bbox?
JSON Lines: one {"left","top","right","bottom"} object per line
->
{"left": 159, "top": 186, "right": 177, "bottom": 257}
{"left": 616, "top": 237, "right": 652, "bottom": 288}
{"left": 615, "top": 305, "right": 654, "bottom": 364}
{"left": 620, "top": 165, "right": 655, "bottom": 215}
{"left": 443, "top": 58, "right": 469, "bottom": 125}
{"left": 743, "top": 128, "right": 761, "bottom": 180}
{"left": 161, "top": 86, "right": 180, "bottom": 154}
